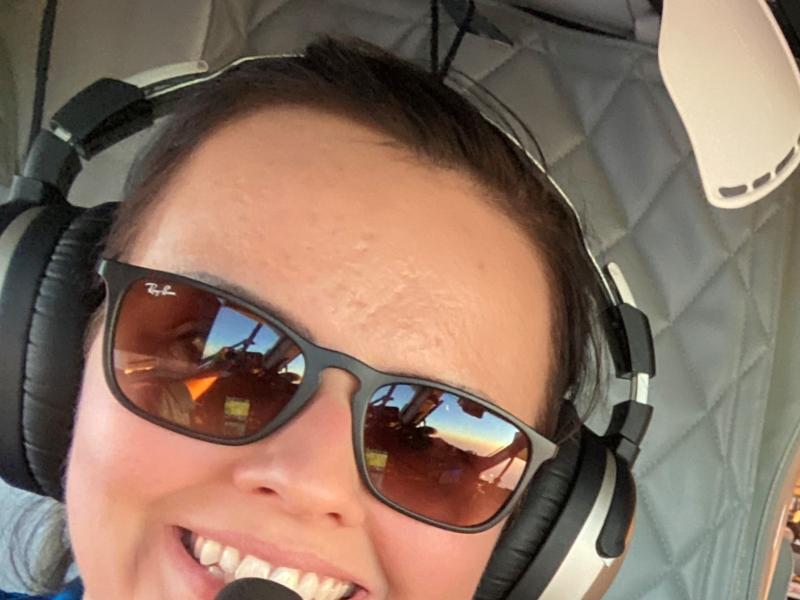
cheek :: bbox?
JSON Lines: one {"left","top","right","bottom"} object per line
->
{"left": 371, "top": 510, "right": 504, "bottom": 600}
{"left": 64, "top": 347, "right": 225, "bottom": 593}
{"left": 65, "top": 343, "right": 506, "bottom": 600}
{"left": 67, "top": 352, "right": 202, "bottom": 504}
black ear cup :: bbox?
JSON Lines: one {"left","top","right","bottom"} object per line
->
{"left": 0, "top": 202, "right": 115, "bottom": 500}
{"left": 474, "top": 408, "right": 582, "bottom": 600}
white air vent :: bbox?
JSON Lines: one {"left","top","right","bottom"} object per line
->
{"left": 659, "top": 0, "right": 800, "bottom": 208}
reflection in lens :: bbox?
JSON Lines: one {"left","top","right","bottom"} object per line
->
{"left": 113, "top": 278, "right": 306, "bottom": 439}
{"left": 365, "top": 384, "right": 531, "bottom": 527}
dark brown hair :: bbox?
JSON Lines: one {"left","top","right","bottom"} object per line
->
{"left": 99, "top": 36, "right": 606, "bottom": 435}
{"left": 13, "top": 35, "right": 607, "bottom": 596}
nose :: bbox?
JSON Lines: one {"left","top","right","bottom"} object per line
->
{"left": 230, "top": 369, "right": 368, "bottom": 528}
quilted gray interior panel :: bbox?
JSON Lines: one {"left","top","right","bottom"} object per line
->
{"left": 211, "top": 6, "right": 799, "bottom": 595}
{"left": 0, "top": 0, "right": 46, "bottom": 186}
{"left": 515, "top": 0, "right": 661, "bottom": 42}
{"left": 0, "top": 31, "right": 16, "bottom": 186}
{"left": 1, "top": 2, "right": 798, "bottom": 598}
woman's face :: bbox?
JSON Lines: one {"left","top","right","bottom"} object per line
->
{"left": 65, "top": 107, "right": 554, "bottom": 600}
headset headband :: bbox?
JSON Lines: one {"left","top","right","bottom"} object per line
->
{"left": 3, "top": 54, "right": 656, "bottom": 598}
{"left": 8, "top": 55, "right": 654, "bottom": 466}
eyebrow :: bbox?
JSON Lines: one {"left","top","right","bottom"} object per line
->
{"left": 181, "top": 270, "right": 496, "bottom": 405}
{"left": 180, "top": 270, "right": 318, "bottom": 343}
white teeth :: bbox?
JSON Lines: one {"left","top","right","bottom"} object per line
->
{"left": 333, "top": 582, "right": 353, "bottom": 600}
{"left": 200, "top": 539, "right": 222, "bottom": 566}
{"left": 315, "top": 577, "right": 336, "bottom": 600}
{"left": 188, "top": 531, "right": 357, "bottom": 599}
{"left": 219, "top": 546, "right": 241, "bottom": 574}
{"left": 269, "top": 566, "right": 300, "bottom": 589}
{"left": 235, "top": 554, "right": 271, "bottom": 579}
{"left": 193, "top": 535, "right": 205, "bottom": 557}
{"left": 328, "top": 582, "right": 346, "bottom": 600}
{"left": 297, "top": 572, "right": 319, "bottom": 600}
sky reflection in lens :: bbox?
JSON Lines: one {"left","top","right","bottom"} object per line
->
{"left": 201, "top": 304, "right": 306, "bottom": 378}
{"left": 370, "top": 384, "right": 523, "bottom": 457}
{"left": 365, "top": 383, "right": 531, "bottom": 524}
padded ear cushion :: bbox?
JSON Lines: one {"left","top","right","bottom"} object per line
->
{"left": 474, "top": 409, "right": 582, "bottom": 600}
{"left": 20, "top": 202, "right": 116, "bottom": 501}
{"left": 1, "top": 202, "right": 80, "bottom": 495}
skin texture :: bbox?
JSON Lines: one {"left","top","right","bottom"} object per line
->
{"left": 65, "top": 107, "right": 554, "bottom": 600}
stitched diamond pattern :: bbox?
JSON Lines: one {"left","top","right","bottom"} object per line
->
{"left": 412, "top": 11, "right": 791, "bottom": 596}
{"left": 0, "top": 36, "right": 15, "bottom": 186}
{"left": 0, "top": 2, "right": 795, "bottom": 598}
{"left": 426, "top": 8, "right": 793, "bottom": 600}
{"left": 202, "top": 2, "right": 799, "bottom": 598}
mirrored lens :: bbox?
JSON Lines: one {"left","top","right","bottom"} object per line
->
{"left": 112, "top": 276, "right": 306, "bottom": 439}
{"left": 365, "top": 384, "right": 531, "bottom": 527}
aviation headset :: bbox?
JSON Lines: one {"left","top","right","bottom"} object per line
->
{"left": 0, "top": 54, "right": 655, "bottom": 600}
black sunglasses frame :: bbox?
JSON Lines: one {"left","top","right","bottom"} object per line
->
{"left": 96, "top": 258, "right": 557, "bottom": 533}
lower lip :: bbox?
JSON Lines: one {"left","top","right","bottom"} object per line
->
{"left": 166, "top": 525, "right": 225, "bottom": 600}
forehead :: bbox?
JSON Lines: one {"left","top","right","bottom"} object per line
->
{"left": 127, "top": 107, "right": 554, "bottom": 424}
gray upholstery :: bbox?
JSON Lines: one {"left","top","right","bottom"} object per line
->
{"left": 1, "top": 2, "right": 799, "bottom": 598}
{"left": 0, "top": 28, "right": 16, "bottom": 186}
{"left": 767, "top": 534, "right": 793, "bottom": 600}
{"left": 515, "top": 0, "right": 661, "bottom": 42}
{"left": 0, "top": 0, "right": 54, "bottom": 184}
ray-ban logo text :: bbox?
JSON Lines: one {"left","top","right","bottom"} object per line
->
{"left": 145, "top": 283, "right": 177, "bottom": 297}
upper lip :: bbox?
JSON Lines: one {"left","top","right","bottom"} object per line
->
{"left": 179, "top": 523, "right": 367, "bottom": 592}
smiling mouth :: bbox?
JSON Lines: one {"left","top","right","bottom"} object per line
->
{"left": 178, "top": 527, "right": 361, "bottom": 600}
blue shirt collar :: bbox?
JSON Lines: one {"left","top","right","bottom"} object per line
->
{"left": 52, "top": 578, "right": 83, "bottom": 600}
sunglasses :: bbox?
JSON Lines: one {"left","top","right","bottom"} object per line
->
{"left": 96, "top": 259, "right": 557, "bottom": 533}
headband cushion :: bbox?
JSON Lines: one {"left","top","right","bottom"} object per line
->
{"left": 19, "top": 203, "right": 115, "bottom": 500}
{"left": 474, "top": 419, "right": 582, "bottom": 599}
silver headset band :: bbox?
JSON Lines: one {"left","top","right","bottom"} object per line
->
{"left": 128, "top": 56, "right": 628, "bottom": 306}
{"left": 134, "top": 54, "right": 302, "bottom": 101}
{"left": 444, "top": 69, "right": 651, "bottom": 408}
{"left": 538, "top": 449, "right": 618, "bottom": 599}
{"left": 443, "top": 70, "right": 617, "bottom": 300}
{"left": 0, "top": 208, "right": 47, "bottom": 306}
{"left": 113, "top": 55, "right": 651, "bottom": 412}
{"left": 50, "top": 53, "right": 651, "bottom": 415}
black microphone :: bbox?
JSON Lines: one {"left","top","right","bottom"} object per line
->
{"left": 213, "top": 577, "right": 302, "bottom": 600}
